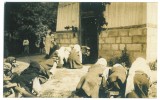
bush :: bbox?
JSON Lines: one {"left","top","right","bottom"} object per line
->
{"left": 108, "top": 47, "right": 131, "bottom": 68}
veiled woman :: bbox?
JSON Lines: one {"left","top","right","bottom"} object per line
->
{"left": 125, "top": 57, "right": 152, "bottom": 98}
{"left": 68, "top": 44, "right": 82, "bottom": 69}
{"left": 76, "top": 58, "right": 110, "bottom": 98}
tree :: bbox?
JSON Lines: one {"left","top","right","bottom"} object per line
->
{"left": 4, "top": 2, "right": 58, "bottom": 55}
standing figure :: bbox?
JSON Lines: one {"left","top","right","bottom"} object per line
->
{"left": 39, "top": 37, "right": 45, "bottom": 54}
{"left": 23, "top": 38, "right": 29, "bottom": 55}
{"left": 45, "top": 31, "right": 51, "bottom": 58}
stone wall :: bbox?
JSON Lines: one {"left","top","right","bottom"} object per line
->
{"left": 98, "top": 27, "right": 147, "bottom": 62}
{"left": 54, "top": 32, "right": 78, "bottom": 47}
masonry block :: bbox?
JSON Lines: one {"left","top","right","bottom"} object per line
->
{"left": 71, "top": 38, "right": 78, "bottom": 44}
{"left": 126, "top": 44, "right": 142, "bottom": 51}
{"left": 113, "top": 51, "right": 121, "bottom": 57}
{"left": 54, "top": 34, "right": 58, "bottom": 38}
{"left": 58, "top": 34, "right": 63, "bottom": 38}
{"left": 129, "top": 28, "right": 143, "bottom": 36}
{"left": 68, "top": 33, "right": 73, "bottom": 38}
{"left": 105, "top": 37, "right": 115, "bottom": 43}
{"left": 119, "top": 29, "right": 129, "bottom": 36}
{"left": 142, "top": 28, "right": 147, "bottom": 36}
{"left": 111, "top": 44, "right": 119, "bottom": 50}
{"left": 60, "top": 43, "right": 69, "bottom": 47}
{"left": 102, "top": 44, "right": 111, "bottom": 50}
{"left": 133, "top": 36, "right": 146, "bottom": 43}
{"left": 108, "top": 30, "right": 118, "bottom": 37}
{"left": 60, "top": 39, "right": 70, "bottom": 43}
{"left": 98, "top": 50, "right": 108, "bottom": 58}
{"left": 133, "top": 52, "right": 146, "bottom": 59}
{"left": 116, "top": 37, "right": 121, "bottom": 43}
{"left": 101, "top": 31, "right": 108, "bottom": 37}
{"left": 99, "top": 38, "right": 105, "bottom": 43}
{"left": 63, "top": 34, "right": 68, "bottom": 38}
{"left": 143, "top": 44, "right": 146, "bottom": 51}
{"left": 121, "top": 37, "right": 132, "bottom": 43}
{"left": 119, "top": 44, "right": 126, "bottom": 50}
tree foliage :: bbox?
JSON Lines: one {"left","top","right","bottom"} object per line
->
{"left": 4, "top": 2, "right": 58, "bottom": 55}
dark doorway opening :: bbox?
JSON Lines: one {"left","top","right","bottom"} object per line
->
{"left": 81, "top": 17, "right": 98, "bottom": 63}
{"left": 80, "top": 3, "right": 100, "bottom": 63}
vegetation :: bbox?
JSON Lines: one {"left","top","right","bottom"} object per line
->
{"left": 4, "top": 2, "right": 58, "bottom": 56}
{"left": 108, "top": 47, "right": 131, "bottom": 68}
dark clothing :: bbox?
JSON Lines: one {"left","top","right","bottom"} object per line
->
{"left": 126, "top": 72, "right": 149, "bottom": 98}
{"left": 76, "top": 64, "right": 106, "bottom": 98}
{"left": 11, "top": 61, "right": 48, "bottom": 92}
{"left": 40, "top": 38, "right": 44, "bottom": 48}
{"left": 68, "top": 49, "right": 82, "bottom": 69}
{"left": 5, "top": 57, "right": 16, "bottom": 65}
{"left": 48, "top": 45, "right": 60, "bottom": 58}
{"left": 107, "top": 66, "right": 127, "bottom": 97}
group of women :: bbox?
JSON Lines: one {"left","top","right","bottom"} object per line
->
{"left": 75, "top": 57, "right": 154, "bottom": 98}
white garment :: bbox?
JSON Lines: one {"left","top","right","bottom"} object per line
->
{"left": 56, "top": 46, "right": 72, "bottom": 65}
{"left": 50, "top": 62, "right": 57, "bottom": 75}
{"left": 32, "top": 77, "right": 42, "bottom": 96}
{"left": 23, "top": 39, "right": 29, "bottom": 46}
{"left": 73, "top": 44, "right": 82, "bottom": 63}
{"left": 45, "top": 34, "right": 51, "bottom": 55}
{"left": 125, "top": 57, "right": 152, "bottom": 96}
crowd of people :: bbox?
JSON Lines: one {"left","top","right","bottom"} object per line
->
{"left": 3, "top": 30, "right": 156, "bottom": 98}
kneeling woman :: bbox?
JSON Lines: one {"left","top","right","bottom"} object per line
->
{"left": 76, "top": 58, "right": 110, "bottom": 98}
{"left": 68, "top": 44, "right": 82, "bottom": 69}
{"left": 125, "top": 57, "right": 152, "bottom": 98}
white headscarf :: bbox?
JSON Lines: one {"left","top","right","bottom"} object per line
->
{"left": 95, "top": 58, "right": 107, "bottom": 67}
{"left": 125, "top": 57, "right": 152, "bottom": 96}
{"left": 113, "top": 63, "right": 123, "bottom": 68}
{"left": 73, "top": 44, "right": 81, "bottom": 52}
{"left": 95, "top": 58, "right": 109, "bottom": 82}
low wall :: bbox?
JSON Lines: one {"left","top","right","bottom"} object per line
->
{"left": 54, "top": 31, "right": 78, "bottom": 47}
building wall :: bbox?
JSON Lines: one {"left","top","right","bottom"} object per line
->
{"left": 54, "top": 32, "right": 78, "bottom": 47}
{"left": 146, "top": 3, "right": 158, "bottom": 62}
{"left": 55, "top": 2, "right": 157, "bottom": 63}
{"left": 56, "top": 3, "right": 80, "bottom": 31}
{"left": 99, "top": 2, "right": 157, "bottom": 62}
{"left": 99, "top": 27, "right": 147, "bottom": 62}
{"left": 104, "top": 2, "right": 147, "bottom": 28}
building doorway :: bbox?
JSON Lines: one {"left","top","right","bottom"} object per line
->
{"left": 81, "top": 17, "right": 98, "bottom": 63}
{"left": 80, "top": 3, "right": 99, "bottom": 63}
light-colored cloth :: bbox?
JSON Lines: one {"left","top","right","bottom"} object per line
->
{"left": 45, "top": 34, "right": 51, "bottom": 55}
{"left": 73, "top": 44, "right": 82, "bottom": 63}
{"left": 125, "top": 57, "right": 152, "bottom": 96}
{"left": 109, "top": 64, "right": 127, "bottom": 84}
{"left": 56, "top": 46, "right": 72, "bottom": 65}
{"left": 23, "top": 39, "right": 29, "bottom": 46}
{"left": 76, "top": 58, "right": 109, "bottom": 98}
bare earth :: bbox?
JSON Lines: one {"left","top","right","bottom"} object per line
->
{"left": 12, "top": 54, "right": 157, "bottom": 98}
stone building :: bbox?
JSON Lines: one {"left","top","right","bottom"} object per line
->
{"left": 54, "top": 2, "right": 157, "bottom": 63}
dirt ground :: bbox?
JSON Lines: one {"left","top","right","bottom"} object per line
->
{"left": 12, "top": 54, "right": 157, "bottom": 98}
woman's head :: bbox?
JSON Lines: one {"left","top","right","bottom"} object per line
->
{"left": 96, "top": 58, "right": 107, "bottom": 67}
{"left": 73, "top": 44, "right": 81, "bottom": 52}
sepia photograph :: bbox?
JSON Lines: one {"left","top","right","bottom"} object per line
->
{"left": 3, "top": 2, "right": 158, "bottom": 98}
